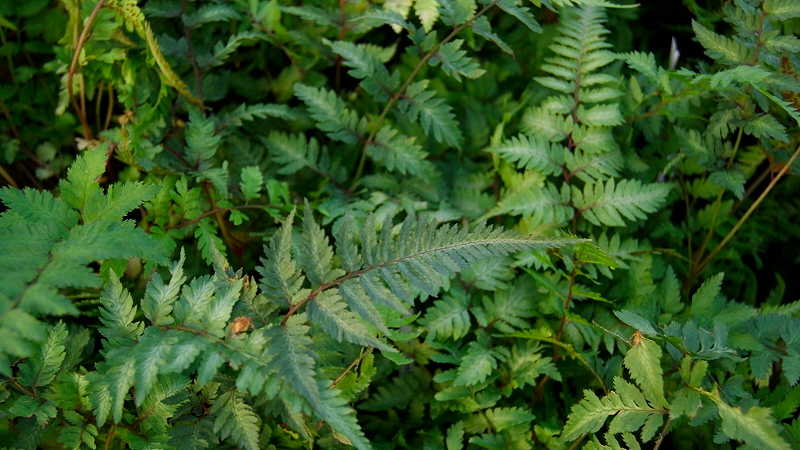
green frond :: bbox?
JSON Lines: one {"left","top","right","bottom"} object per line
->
{"left": 17, "top": 322, "right": 67, "bottom": 388}
{"left": 430, "top": 39, "right": 485, "bottom": 81}
{"left": 211, "top": 390, "right": 261, "bottom": 450}
{"left": 764, "top": 0, "right": 800, "bottom": 20}
{"left": 258, "top": 210, "right": 307, "bottom": 308}
{"left": 454, "top": 340, "right": 497, "bottom": 386}
{"left": 99, "top": 273, "right": 144, "bottom": 347}
{"left": 420, "top": 289, "right": 472, "bottom": 341}
{"left": 239, "top": 166, "right": 264, "bottom": 201}
{"left": 208, "top": 31, "right": 268, "bottom": 68}
{"left": 294, "top": 83, "right": 366, "bottom": 145}
{"left": 182, "top": 4, "right": 239, "bottom": 28}
{"left": 264, "top": 132, "right": 344, "bottom": 181}
{"left": 488, "top": 182, "right": 573, "bottom": 225}
{"left": 185, "top": 108, "right": 221, "bottom": 163}
{"left": 400, "top": 80, "right": 463, "bottom": 147}
{"left": 266, "top": 314, "right": 321, "bottom": 405}
{"left": 562, "top": 378, "right": 665, "bottom": 442}
{"left": 497, "top": 0, "right": 541, "bottom": 33}
{"left": 141, "top": 249, "right": 186, "bottom": 326}
{"left": 484, "top": 406, "right": 536, "bottom": 431}
{"left": 415, "top": 0, "right": 440, "bottom": 32}
{"left": 367, "top": 125, "right": 431, "bottom": 176}
{"left": 573, "top": 179, "right": 671, "bottom": 227}
{"left": 565, "top": 149, "right": 623, "bottom": 182}
{"left": 692, "top": 20, "right": 751, "bottom": 65}
{"left": 706, "top": 389, "right": 791, "bottom": 450}
{"left": 314, "top": 379, "right": 372, "bottom": 450}
{"left": 490, "top": 134, "right": 565, "bottom": 176}
{"left": 623, "top": 337, "right": 666, "bottom": 408}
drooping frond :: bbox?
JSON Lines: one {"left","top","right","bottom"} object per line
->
{"left": 0, "top": 146, "right": 165, "bottom": 376}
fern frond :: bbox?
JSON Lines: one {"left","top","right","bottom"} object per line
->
{"left": 294, "top": 83, "right": 367, "bottom": 145}
{"left": 264, "top": 132, "right": 344, "bottom": 181}
{"left": 420, "top": 289, "right": 471, "bottom": 341}
{"left": 211, "top": 390, "right": 261, "bottom": 450}
{"left": 488, "top": 182, "right": 573, "bottom": 225}
{"left": 430, "top": 39, "right": 485, "bottom": 81}
{"left": 562, "top": 378, "right": 666, "bottom": 442}
{"left": 573, "top": 179, "right": 671, "bottom": 227}
{"left": 400, "top": 80, "right": 463, "bottom": 147}
{"left": 367, "top": 125, "right": 431, "bottom": 176}
{"left": 17, "top": 322, "right": 67, "bottom": 388}
{"left": 490, "top": 134, "right": 565, "bottom": 176}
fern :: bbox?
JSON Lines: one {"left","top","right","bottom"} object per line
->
{"left": 0, "top": 146, "right": 165, "bottom": 376}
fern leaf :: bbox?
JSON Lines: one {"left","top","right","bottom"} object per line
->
{"left": 294, "top": 83, "right": 366, "bottom": 145}
{"left": 207, "top": 31, "right": 267, "bottom": 68}
{"left": 59, "top": 145, "right": 108, "bottom": 214}
{"left": 309, "top": 290, "right": 393, "bottom": 351}
{"left": 454, "top": 340, "right": 497, "bottom": 386}
{"left": 18, "top": 322, "right": 67, "bottom": 388}
{"left": 708, "top": 390, "right": 791, "bottom": 450}
{"left": 562, "top": 378, "right": 665, "bottom": 442}
{"left": 401, "top": 80, "right": 463, "bottom": 147}
{"left": 267, "top": 314, "right": 321, "bottom": 404}
{"left": 313, "top": 380, "right": 372, "bottom": 450}
{"left": 472, "top": 16, "right": 513, "bottom": 54}
{"left": 99, "top": 273, "right": 144, "bottom": 347}
{"left": 491, "top": 134, "right": 565, "bottom": 176}
{"left": 239, "top": 166, "right": 263, "bottom": 201}
{"left": 430, "top": 39, "right": 485, "bottom": 81}
{"left": 258, "top": 211, "right": 307, "bottom": 308}
{"left": 692, "top": 20, "right": 751, "bottom": 64}
{"left": 489, "top": 182, "right": 573, "bottom": 225}
{"left": 182, "top": 4, "right": 239, "bottom": 28}
{"left": 764, "top": 0, "right": 800, "bottom": 20}
{"left": 298, "top": 205, "right": 340, "bottom": 285}
{"left": 211, "top": 390, "right": 261, "bottom": 450}
{"left": 367, "top": 125, "right": 431, "bottom": 176}
{"left": 623, "top": 336, "right": 666, "bottom": 407}
{"left": 497, "top": 0, "right": 541, "bottom": 33}
{"left": 420, "top": 290, "right": 471, "bottom": 341}
{"left": 185, "top": 109, "right": 221, "bottom": 163}
{"left": 142, "top": 249, "right": 186, "bottom": 326}
{"left": 485, "top": 406, "right": 536, "bottom": 431}
{"left": 573, "top": 179, "right": 671, "bottom": 227}
{"left": 415, "top": 0, "right": 440, "bottom": 32}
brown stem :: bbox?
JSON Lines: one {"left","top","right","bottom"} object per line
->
{"left": 653, "top": 416, "right": 673, "bottom": 450}
{"left": 330, "top": 350, "right": 367, "bottom": 388}
{"left": 0, "top": 164, "right": 18, "bottom": 188}
{"left": 692, "top": 144, "right": 800, "bottom": 280}
{"left": 104, "top": 82, "right": 115, "bottom": 130}
{"left": 67, "top": 0, "right": 106, "bottom": 141}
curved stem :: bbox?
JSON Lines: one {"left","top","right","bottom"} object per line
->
{"left": 694, "top": 144, "right": 800, "bottom": 277}
{"left": 67, "top": 0, "right": 106, "bottom": 141}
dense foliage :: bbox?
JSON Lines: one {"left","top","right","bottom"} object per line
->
{"left": 1, "top": 0, "right": 799, "bottom": 449}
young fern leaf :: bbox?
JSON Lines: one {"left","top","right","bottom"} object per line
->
{"left": 399, "top": 80, "right": 463, "bottom": 148}
{"left": 211, "top": 390, "right": 261, "bottom": 450}
{"left": 264, "top": 132, "right": 344, "bottom": 182}
{"left": 294, "top": 83, "right": 366, "bottom": 145}
{"left": 17, "top": 322, "right": 67, "bottom": 388}
{"left": 573, "top": 179, "right": 671, "bottom": 227}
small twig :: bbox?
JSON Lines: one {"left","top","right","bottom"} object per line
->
{"left": 653, "top": 416, "right": 673, "bottom": 450}
{"left": 67, "top": 0, "right": 106, "bottom": 140}
{"left": 694, "top": 143, "right": 800, "bottom": 277}
{"left": 0, "top": 164, "right": 18, "bottom": 188}
{"left": 103, "top": 82, "right": 115, "bottom": 130}
{"left": 330, "top": 349, "right": 368, "bottom": 388}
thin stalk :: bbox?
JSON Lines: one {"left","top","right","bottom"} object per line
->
{"left": 67, "top": 0, "right": 106, "bottom": 140}
{"left": 693, "top": 144, "right": 800, "bottom": 277}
